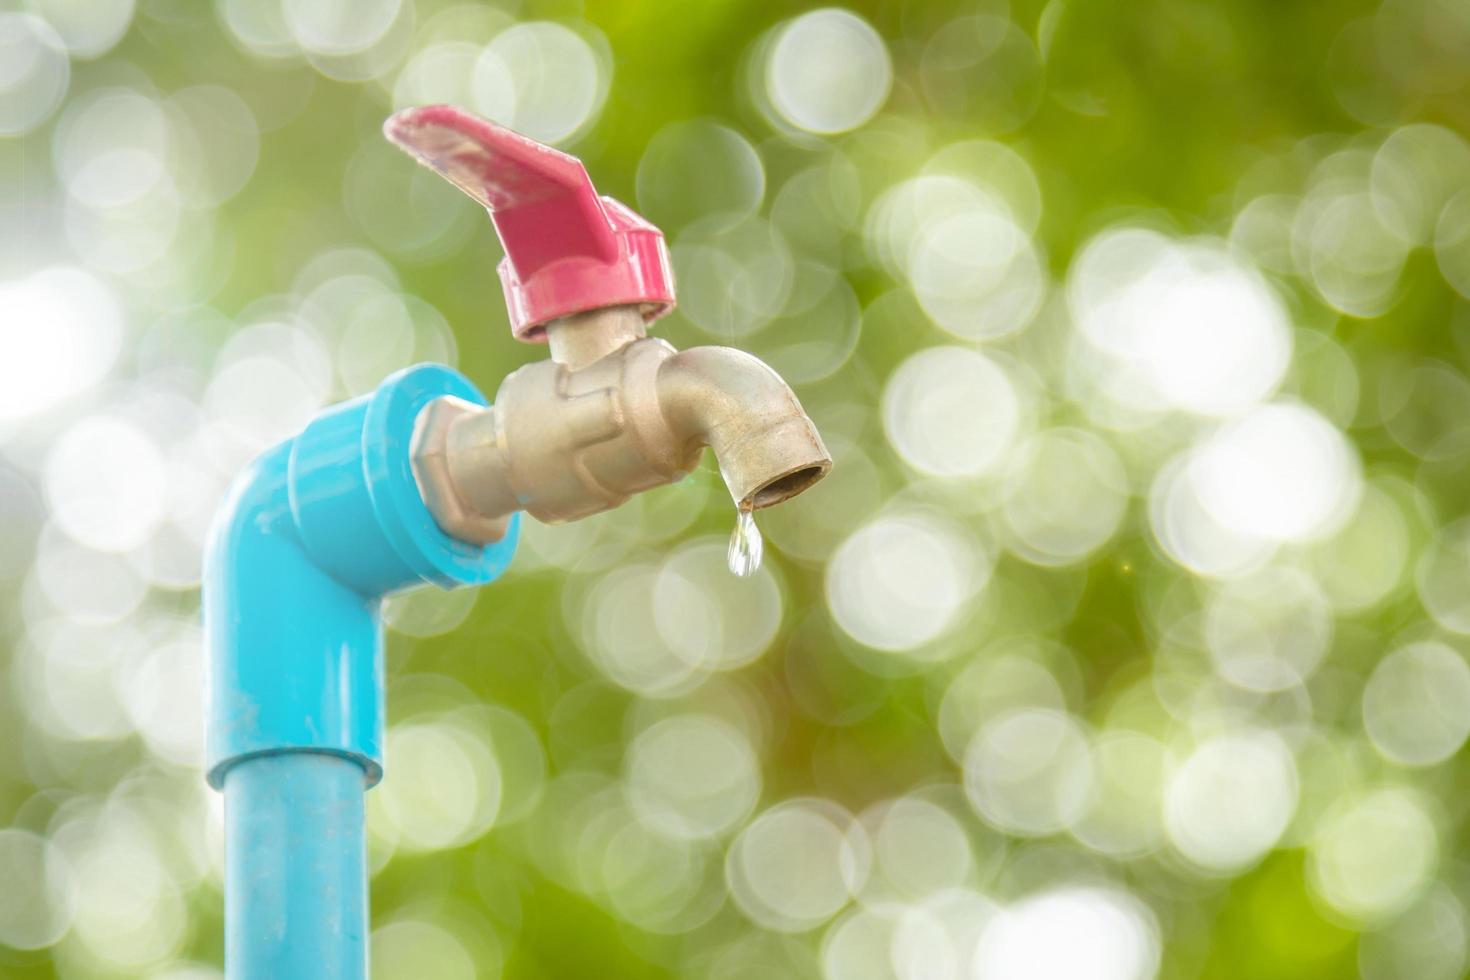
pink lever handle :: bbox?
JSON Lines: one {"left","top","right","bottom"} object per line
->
{"left": 384, "top": 105, "right": 675, "bottom": 341}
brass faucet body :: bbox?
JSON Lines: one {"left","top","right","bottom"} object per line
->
{"left": 411, "top": 306, "right": 831, "bottom": 544}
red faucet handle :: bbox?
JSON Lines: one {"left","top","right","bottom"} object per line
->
{"left": 384, "top": 105, "right": 675, "bottom": 342}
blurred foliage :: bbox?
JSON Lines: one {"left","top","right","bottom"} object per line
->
{"left": 2, "top": 0, "right": 1470, "bottom": 978}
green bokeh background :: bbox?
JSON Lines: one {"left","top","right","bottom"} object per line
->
{"left": 3, "top": 0, "right": 1470, "bottom": 978}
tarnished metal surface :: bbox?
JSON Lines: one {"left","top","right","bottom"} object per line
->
{"left": 411, "top": 305, "right": 831, "bottom": 543}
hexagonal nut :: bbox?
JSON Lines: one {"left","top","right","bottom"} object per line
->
{"left": 410, "top": 396, "right": 511, "bottom": 546}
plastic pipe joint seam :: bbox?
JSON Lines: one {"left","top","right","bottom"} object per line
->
{"left": 203, "top": 362, "right": 520, "bottom": 788}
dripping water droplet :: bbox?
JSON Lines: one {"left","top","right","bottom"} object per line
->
{"left": 728, "top": 506, "right": 763, "bottom": 578}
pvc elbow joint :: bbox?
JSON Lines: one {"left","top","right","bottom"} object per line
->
{"left": 203, "top": 365, "right": 519, "bottom": 787}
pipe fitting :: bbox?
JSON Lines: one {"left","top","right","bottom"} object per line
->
{"left": 204, "top": 364, "right": 519, "bottom": 789}
{"left": 410, "top": 395, "right": 513, "bottom": 545}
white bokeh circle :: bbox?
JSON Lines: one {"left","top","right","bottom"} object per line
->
{"left": 764, "top": 9, "right": 892, "bottom": 135}
{"left": 826, "top": 508, "right": 990, "bottom": 653}
{"left": 882, "top": 346, "right": 1025, "bottom": 480}
{"left": 1362, "top": 642, "right": 1470, "bottom": 767}
{"left": 727, "top": 798, "right": 870, "bottom": 932}
{"left": 1164, "top": 730, "right": 1298, "bottom": 872}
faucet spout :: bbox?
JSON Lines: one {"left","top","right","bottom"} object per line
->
{"left": 657, "top": 346, "right": 831, "bottom": 510}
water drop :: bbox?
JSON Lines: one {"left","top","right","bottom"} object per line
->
{"left": 728, "top": 506, "right": 763, "bottom": 577}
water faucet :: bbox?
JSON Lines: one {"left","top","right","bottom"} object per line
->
{"left": 206, "top": 105, "right": 832, "bottom": 979}
{"left": 384, "top": 105, "right": 831, "bottom": 545}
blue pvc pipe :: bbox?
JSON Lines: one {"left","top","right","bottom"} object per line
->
{"left": 225, "top": 753, "right": 367, "bottom": 979}
{"left": 205, "top": 365, "right": 518, "bottom": 786}
{"left": 204, "top": 364, "right": 519, "bottom": 978}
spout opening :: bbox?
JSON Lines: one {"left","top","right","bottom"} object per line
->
{"left": 746, "top": 460, "right": 831, "bottom": 510}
